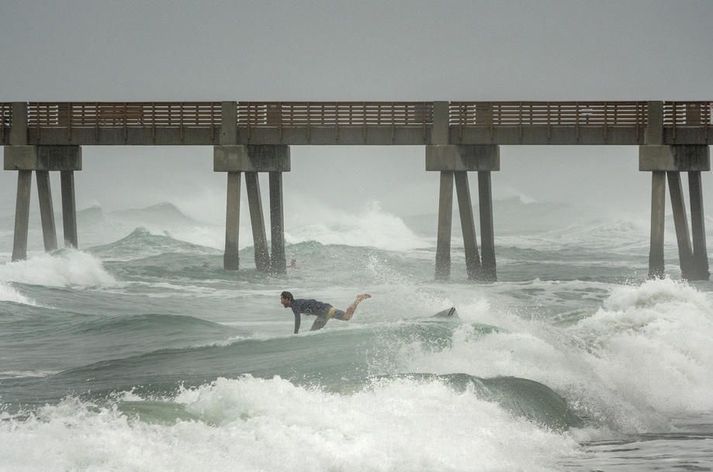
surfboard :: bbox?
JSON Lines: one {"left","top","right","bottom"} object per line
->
{"left": 432, "top": 306, "right": 457, "bottom": 318}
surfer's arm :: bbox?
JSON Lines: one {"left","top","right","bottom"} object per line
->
{"left": 293, "top": 311, "right": 301, "bottom": 334}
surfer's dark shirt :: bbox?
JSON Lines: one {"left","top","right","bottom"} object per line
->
{"left": 290, "top": 298, "right": 332, "bottom": 334}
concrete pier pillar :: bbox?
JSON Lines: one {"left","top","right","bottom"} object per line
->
{"left": 35, "top": 170, "right": 58, "bottom": 251}
{"left": 667, "top": 172, "right": 694, "bottom": 279}
{"left": 640, "top": 145, "right": 710, "bottom": 279}
{"left": 245, "top": 172, "right": 270, "bottom": 272}
{"left": 688, "top": 171, "right": 709, "bottom": 280}
{"left": 214, "top": 145, "right": 290, "bottom": 272}
{"left": 427, "top": 145, "right": 499, "bottom": 281}
{"left": 478, "top": 171, "right": 496, "bottom": 281}
{"left": 269, "top": 172, "right": 286, "bottom": 274}
{"left": 454, "top": 171, "right": 481, "bottom": 279}
{"left": 60, "top": 171, "right": 78, "bottom": 248}
{"left": 649, "top": 171, "right": 666, "bottom": 278}
{"left": 435, "top": 170, "right": 454, "bottom": 280}
{"left": 11, "top": 170, "right": 32, "bottom": 261}
{"left": 224, "top": 172, "right": 241, "bottom": 270}
{"left": 5, "top": 145, "right": 82, "bottom": 256}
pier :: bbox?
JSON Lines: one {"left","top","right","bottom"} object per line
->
{"left": 2, "top": 101, "right": 711, "bottom": 280}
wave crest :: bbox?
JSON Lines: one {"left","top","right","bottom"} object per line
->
{"left": 0, "top": 249, "right": 116, "bottom": 288}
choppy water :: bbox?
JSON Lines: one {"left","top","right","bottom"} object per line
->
{"left": 1, "top": 202, "right": 712, "bottom": 471}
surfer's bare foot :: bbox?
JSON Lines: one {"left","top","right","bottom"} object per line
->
{"left": 356, "top": 293, "right": 371, "bottom": 302}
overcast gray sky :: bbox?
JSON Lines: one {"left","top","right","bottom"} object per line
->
{"left": 1, "top": 0, "right": 712, "bottom": 223}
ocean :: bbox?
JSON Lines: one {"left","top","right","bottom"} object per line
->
{"left": 0, "top": 199, "right": 712, "bottom": 471}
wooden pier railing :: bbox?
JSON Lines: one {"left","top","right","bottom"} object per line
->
{"left": 0, "top": 101, "right": 710, "bottom": 145}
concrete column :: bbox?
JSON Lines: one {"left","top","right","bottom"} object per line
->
{"left": 245, "top": 172, "right": 270, "bottom": 272}
{"left": 454, "top": 171, "right": 481, "bottom": 280}
{"left": 35, "top": 170, "right": 58, "bottom": 251}
{"left": 269, "top": 172, "right": 286, "bottom": 274}
{"left": 427, "top": 145, "right": 499, "bottom": 281}
{"left": 11, "top": 170, "right": 32, "bottom": 261}
{"left": 61, "top": 171, "right": 78, "bottom": 248}
{"left": 224, "top": 172, "right": 241, "bottom": 270}
{"left": 688, "top": 171, "right": 709, "bottom": 280}
{"left": 667, "top": 172, "right": 694, "bottom": 279}
{"left": 214, "top": 145, "right": 290, "bottom": 272}
{"left": 649, "top": 171, "right": 666, "bottom": 278}
{"left": 435, "top": 171, "right": 454, "bottom": 280}
{"left": 478, "top": 171, "right": 496, "bottom": 281}
{"left": 640, "top": 145, "right": 710, "bottom": 279}
{"left": 5, "top": 145, "right": 82, "bottom": 254}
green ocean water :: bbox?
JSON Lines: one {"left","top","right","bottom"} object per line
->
{"left": 1, "top": 210, "right": 712, "bottom": 471}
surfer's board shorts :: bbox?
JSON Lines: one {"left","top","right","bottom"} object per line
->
{"left": 325, "top": 306, "right": 347, "bottom": 320}
{"left": 310, "top": 306, "right": 347, "bottom": 331}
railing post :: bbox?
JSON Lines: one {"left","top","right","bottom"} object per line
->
{"left": 10, "top": 102, "right": 27, "bottom": 145}
{"left": 432, "top": 101, "right": 449, "bottom": 145}
{"left": 646, "top": 101, "right": 663, "bottom": 145}
{"left": 221, "top": 101, "right": 237, "bottom": 145}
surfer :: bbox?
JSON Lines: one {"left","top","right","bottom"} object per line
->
{"left": 280, "top": 291, "right": 371, "bottom": 334}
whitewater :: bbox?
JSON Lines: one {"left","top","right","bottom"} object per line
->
{"left": 1, "top": 200, "right": 712, "bottom": 471}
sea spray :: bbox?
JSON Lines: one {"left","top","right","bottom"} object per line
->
{"left": 399, "top": 278, "right": 713, "bottom": 433}
{"left": 0, "top": 281, "right": 36, "bottom": 305}
{"left": 0, "top": 249, "right": 116, "bottom": 288}
{"left": 571, "top": 278, "right": 713, "bottom": 414}
{"left": 286, "top": 201, "right": 429, "bottom": 251}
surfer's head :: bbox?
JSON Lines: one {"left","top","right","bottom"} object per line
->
{"left": 280, "top": 291, "right": 294, "bottom": 307}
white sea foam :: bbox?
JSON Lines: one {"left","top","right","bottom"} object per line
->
{"left": 0, "top": 249, "right": 117, "bottom": 288}
{"left": 399, "top": 278, "right": 713, "bottom": 433}
{"left": 0, "top": 369, "right": 57, "bottom": 379}
{"left": 0, "top": 281, "right": 36, "bottom": 305}
{"left": 571, "top": 278, "right": 713, "bottom": 414}
{"left": 286, "top": 201, "right": 429, "bottom": 251}
{"left": 0, "top": 376, "right": 579, "bottom": 471}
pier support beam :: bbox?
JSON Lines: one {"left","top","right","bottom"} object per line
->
{"left": 36, "top": 170, "right": 57, "bottom": 251}
{"left": 11, "top": 170, "right": 31, "bottom": 261}
{"left": 649, "top": 171, "right": 666, "bottom": 278}
{"left": 640, "top": 145, "right": 710, "bottom": 280}
{"left": 245, "top": 172, "right": 270, "bottom": 272}
{"left": 214, "top": 145, "right": 290, "bottom": 272}
{"left": 224, "top": 172, "right": 241, "bottom": 270}
{"left": 478, "top": 171, "right": 496, "bottom": 281}
{"left": 688, "top": 171, "right": 710, "bottom": 280}
{"left": 667, "top": 172, "right": 694, "bottom": 279}
{"left": 455, "top": 172, "right": 481, "bottom": 279}
{"left": 269, "top": 172, "right": 286, "bottom": 274}
{"left": 4, "top": 145, "right": 82, "bottom": 259}
{"left": 435, "top": 170, "right": 454, "bottom": 280}
{"left": 427, "top": 145, "right": 499, "bottom": 281}
{"left": 61, "top": 171, "right": 78, "bottom": 248}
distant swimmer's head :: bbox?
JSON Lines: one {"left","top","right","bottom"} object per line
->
{"left": 280, "top": 291, "right": 294, "bottom": 307}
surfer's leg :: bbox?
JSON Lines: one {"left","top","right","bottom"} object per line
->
{"left": 310, "top": 315, "right": 329, "bottom": 331}
{"left": 311, "top": 308, "right": 337, "bottom": 331}
{"left": 342, "top": 293, "right": 371, "bottom": 321}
